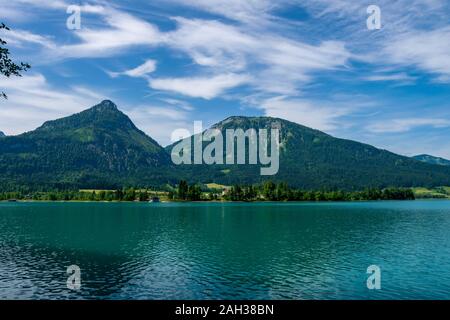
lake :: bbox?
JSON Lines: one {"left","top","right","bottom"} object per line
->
{"left": 0, "top": 201, "right": 449, "bottom": 300}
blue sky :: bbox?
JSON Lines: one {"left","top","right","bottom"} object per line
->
{"left": 0, "top": 0, "right": 449, "bottom": 158}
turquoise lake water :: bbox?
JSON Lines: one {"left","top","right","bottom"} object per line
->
{"left": 0, "top": 201, "right": 449, "bottom": 300}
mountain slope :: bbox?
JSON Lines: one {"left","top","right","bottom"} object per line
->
{"left": 413, "top": 154, "right": 450, "bottom": 166}
{"left": 168, "top": 116, "right": 450, "bottom": 190}
{"left": 1, "top": 103, "right": 449, "bottom": 191}
{"left": 0, "top": 100, "right": 174, "bottom": 190}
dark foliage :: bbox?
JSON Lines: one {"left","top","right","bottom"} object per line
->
{"left": 223, "top": 181, "right": 415, "bottom": 201}
{"left": 0, "top": 102, "right": 449, "bottom": 191}
{"left": 0, "top": 23, "right": 30, "bottom": 99}
{"left": 168, "top": 116, "right": 450, "bottom": 190}
{"left": 0, "top": 100, "right": 176, "bottom": 190}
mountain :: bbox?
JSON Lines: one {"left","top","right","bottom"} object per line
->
{"left": 413, "top": 154, "right": 450, "bottom": 166}
{"left": 0, "top": 131, "right": 5, "bottom": 138}
{"left": 1, "top": 102, "right": 449, "bottom": 191}
{"left": 0, "top": 100, "right": 174, "bottom": 190}
{"left": 167, "top": 116, "right": 450, "bottom": 190}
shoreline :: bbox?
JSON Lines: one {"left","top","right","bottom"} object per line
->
{"left": 2, "top": 198, "right": 449, "bottom": 204}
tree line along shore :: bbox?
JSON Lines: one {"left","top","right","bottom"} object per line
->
{"left": 0, "top": 181, "right": 421, "bottom": 202}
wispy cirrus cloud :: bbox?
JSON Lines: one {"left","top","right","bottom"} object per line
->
{"left": 57, "top": 8, "right": 162, "bottom": 58}
{"left": 149, "top": 73, "right": 250, "bottom": 99}
{"left": 107, "top": 60, "right": 157, "bottom": 78}
{"left": 158, "top": 98, "right": 194, "bottom": 111}
{"left": 3, "top": 3, "right": 353, "bottom": 97}
{"left": 166, "top": 16, "right": 352, "bottom": 73}
{"left": 163, "top": 17, "right": 351, "bottom": 96}
{"left": 167, "top": 0, "right": 278, "bottom": 24}
{"left": 363, "top": 73, "right": 416, "bottom": 82}
{"left": 0, "top": 0, "right": 68, "bottom": 10}
{"left": 363, "top": 72, "right": 417, "bottom": 86}
{"left": 1, "top": 0, "right": 450, "bottom": 159}
{"left": 0, "top": 0, "right": 104, "bottom": 23}
{"left": 383, "top": 27, "right": 450, "bottom": 82}
{"left": 0, "top": 72, "right": 190, "bottom": 146}
{"left": 368, "top": 118, "right": 450, "bottom": 133}
{"left": 126, "top": 105, "right": 191, "bottom": 146}
{"left": 0, "top": 3, "right": 160, "bottom": 59}
{"left": 0, "top": 73, "right": 105, "bottom": 134}
{"left": 300, "top": 0, "right": 450, "bottom": 83}
{"left": 259, "top": 96, "right": 357, "bottom": 132}
{"left": 0, "top": 28, "right": 55, "bottom": 48}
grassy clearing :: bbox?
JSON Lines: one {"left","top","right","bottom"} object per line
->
{"left": 206, "top": 183, "right": 230, "bottom": 190}
{"left": 412, "top": 187, "right": 450, "bottom": 199}
{"left": 79, "top": 189, "right": 115, "bottom": 193}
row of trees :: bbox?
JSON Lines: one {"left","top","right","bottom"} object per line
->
{"left": 0, "top": 189, "right": 155, "bottom": 202}
{"left": 224, "top": 182, "right": 415, "bottom": 201}
{"left": 168, "top": 181, "right": 415, "bottom": 202}
{"left": 168, "top": 180, "right": 202, "bottom": 201}
{"left": 0, "top": 181, "right": 415, "bottom": 202}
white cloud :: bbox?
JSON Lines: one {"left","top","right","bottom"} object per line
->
{"left": 368, "top": 118, "right": 450, "bottom": 133}
{"left": 165, "top": 18, "right": 351, "bottom": 95}
{"left": 0, "top": 0, "right": 68, "bottom": 10}
{"left": 0, "top": 29, "right": 55, "bottom": 48}
{"left": 170, "top": 0, "right": 275, "bottom": 21}
{"left": 260, "top": 96, "right": 352, "bottom": 131}
{"left": 1, "top": 0, "right": 449, "bottom": 156}
{"left": 165, "top": 17, "right": 256, "bottom": 71}
{"left": 127, "top": 105, "right": 191, "bottom": 146}
{"left": 57, "top": 8, "right": 162, "bottom": 58}
{"left": 384, "top": 27, "right": 450, "bottom": 81}
{"left": 71, "top": 86, "right": 107, "bottom": 101}
{"left": 158, "top": 98, "right": 194, "bottom": 111}
{"left": 108, "top": 60, "right": 157, "bottom": 78}
{"left": 0, "top": 72, "right": 191, "bottom": 147}
{"left": 0, "top": 6, "right": 31, "bottom": 21}
{"left": 133, "top": 106, "right": 187, "bottom": 121}
{"left": 149, "top": 73, "right": 250, "bottom": 99}
{"left": 0, "top": 74, "right": 104, "bottom": 134}
{"left": 0, "top": 0, "right": 103, "bottom": 14}
{"left": 3, "top": 3, "right": 352, "bottom": 99}
{"left": 301, "top": 0, "right": 450, "bottom": 82}
{"left": 166, "top": 18, "right": 351, "bottom": 72}
{"left": 363, "top": 73, "right": 416, "bottom": 83}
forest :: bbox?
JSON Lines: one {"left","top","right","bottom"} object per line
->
{"left": 0, "top": 181, "right": 415, "bottom": 202}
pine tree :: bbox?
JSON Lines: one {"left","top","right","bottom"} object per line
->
{"left": 178, "top": 180, "right": 188, "bottom": 200}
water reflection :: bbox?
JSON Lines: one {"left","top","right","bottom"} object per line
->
{"left": 0, "top": 201, "right": 450, "bottom": 299}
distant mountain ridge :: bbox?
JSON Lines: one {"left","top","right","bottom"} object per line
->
{"left": 413, "top": 154, "right": 450, "bottom": 166}
{"left": 168, "top": 116, "right": 450, "bottom": 189}
{"left": 0, "top": 100, "right": 449, "bottom": 190}
{"left": 0, "top": 131, "right": 5, "bottom": 137}
{"left": 0, "top": 100, "right": 174, "bottom": 190}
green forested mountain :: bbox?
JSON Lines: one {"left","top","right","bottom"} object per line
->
{"left": 168, "top": 116, "right": 450, "bottom": 190}
{"left": 0, "top": 100, "right": 174, "bottom": 190}
{"left": 0, "top": 101, "right": 449, "bottom": 191}
{"left": 413, "top": 154, "right": 450, "bottom": 166}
